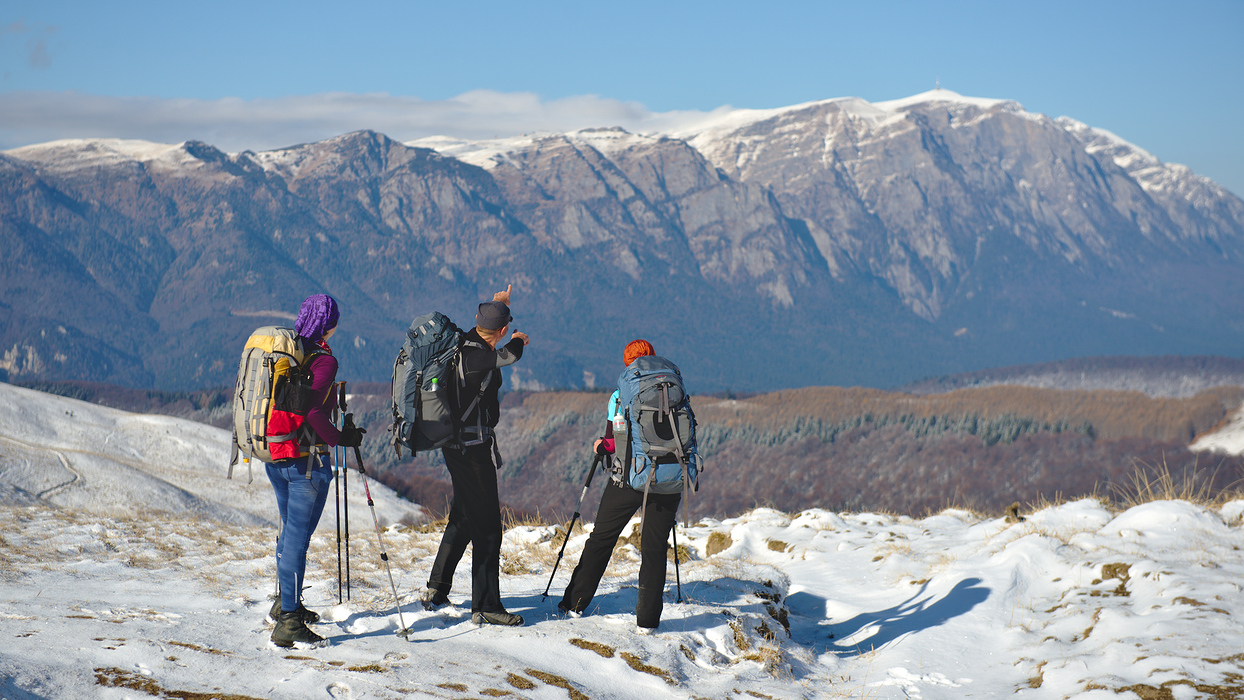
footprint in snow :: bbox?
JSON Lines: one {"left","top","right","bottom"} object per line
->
{"left": 327, "top": 681, "right": 353, "bottom": 698}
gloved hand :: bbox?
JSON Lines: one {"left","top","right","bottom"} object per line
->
{"left": 339, "top": 413, "right": 367, "bottom": 447}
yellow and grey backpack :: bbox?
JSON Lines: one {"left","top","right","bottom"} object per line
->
{"left": 229, "top": 327, "right": 324, "bottom": 480}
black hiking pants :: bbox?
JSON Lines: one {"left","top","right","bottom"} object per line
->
{"left": 560, "top": 480, "right": 681, "bottom": 629}
{"left": 427, "top": 441, "right": 507, "bottom": 613}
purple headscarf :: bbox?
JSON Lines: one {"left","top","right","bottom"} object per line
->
{"left": 295, "top": 294, "right": 340, "bottom": 343}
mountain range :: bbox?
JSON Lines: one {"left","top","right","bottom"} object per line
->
{"left": 2, "top": 89, "right": 1243, "bottom": 391}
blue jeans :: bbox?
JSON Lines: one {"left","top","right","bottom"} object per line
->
{"left": 267, "top": 454, "right": 332, "bottom": 613}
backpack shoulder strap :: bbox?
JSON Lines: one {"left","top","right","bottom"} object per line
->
{"left": 390, "top": 348, "right": 407, "bottom": 458}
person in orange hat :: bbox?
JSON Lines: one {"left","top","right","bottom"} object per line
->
{"left": 558, "top": 339, "right": 683, "bottom": 632}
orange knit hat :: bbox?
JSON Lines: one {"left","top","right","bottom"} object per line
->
{"left": 623, "top": 339, "right": 656, "bottom": 366}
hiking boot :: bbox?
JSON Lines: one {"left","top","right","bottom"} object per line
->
{"left": 472, "top": 610, "right": 524, "bottom": 626}
{"left": 556, "top": 601, "right": 582, "bottom": 618}
{"left": 271, "top": 611, "right": 326, "bottom": 648}
{"left": 267, "top": 600, "right": 320, "bottom": 624}
{"left": 419, "top": 587, "right": 451, "bottom": 610}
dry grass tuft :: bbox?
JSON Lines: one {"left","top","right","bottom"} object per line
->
{"left": 165, "top": 640, "right": 230, "bottom": 657}
{"left": 668, "top": 543, "right": 692, "bottom": 563}
{"left": 705, "top": 531, "right": 733, "bottom": 556}
{"left": 95, "top": 667, "right": 264, "bottom": 700}
{"left": 620, "top": 652, "right": 677, "bottom": 686}
{"left": 523, "top": 669, "right": 588, "bottom": 700}
{"left": 1027, "top": 661, "right": 1046, "bottom": 688}
{"left": 503, "top": 509, "right": 551, "bottom": 530}
{"left": 569, "top": 638, "right": 615, "bottom": 658}
{"left": 503, "top": 674, "right": 533, "bottom": 690}
{"left": 1113, "top": 456, "right": 1243, "bottom": 509}
{"left": 550, "top": 519, "right": 588, "bottom": 548}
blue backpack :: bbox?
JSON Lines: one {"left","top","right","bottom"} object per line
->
{"left": 614, "top": 356, "right": 699, "bottom": 499}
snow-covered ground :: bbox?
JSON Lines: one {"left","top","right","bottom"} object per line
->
{"left": 2, "top": 383, "right": 1244, "bottom": 699}
{"left": 0, "top": 383, "right": 422, "bottom": 529}
{"left": 1191, "top": 403, "right": 1244, "bottom": 457}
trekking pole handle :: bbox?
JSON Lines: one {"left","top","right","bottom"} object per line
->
{"left": 338, "top": 381, "right": 348, "bottom": 413}
{"left": 583, "top": 451, "right": 603, "bottom": 488}
{"left": 342, "top": 412, "right": 368, "bottom": 476}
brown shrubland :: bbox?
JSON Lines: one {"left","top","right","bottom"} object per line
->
{"left": 360, "top": 385, "right": 1244, "bottom": 520}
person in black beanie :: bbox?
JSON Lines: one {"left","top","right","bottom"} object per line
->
{"left": 421, "top": 285, "right": 530, "bottom": 626}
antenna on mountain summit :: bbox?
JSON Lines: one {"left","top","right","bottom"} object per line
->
{"left": 935, "top": 77, "right": 941, "bottom": 90}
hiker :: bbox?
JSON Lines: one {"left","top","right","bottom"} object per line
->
{"left": 421, "top": 285, "right": 530, "bottom": 626}
{"left": 558, "top": 340, "right": 687, "bottom": 632}
{"left": 265, "top": 294, "right": 365, "bottom": 647}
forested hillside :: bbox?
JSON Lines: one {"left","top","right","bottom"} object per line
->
{"left": 345, "top": 384, "right": 1244, "bottom": 520}
{"left": 902, "top": 355, "right": 1244, "bottom": 397}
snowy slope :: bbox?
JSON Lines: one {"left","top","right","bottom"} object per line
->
{"left": 408, "top": 127, "right": 667, "bottom": 171}
{"left": 668, "top": 89, "right": 1025, "bottom": 155}
{"left": 1190, "top": 403, "right": 1244, "bottom": 456}
{"left": 3, "top": 491, "right": 1244, "bottom": 698}
{"left": 5, "top": 138, "right": 206, "bottom": 175}
{"left": 1, "top": 388, "right": 1243, "bottom": 697}
{"left": 0, "top": 382, "right": 423, "bottom": 528}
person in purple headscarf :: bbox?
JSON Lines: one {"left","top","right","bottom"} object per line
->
{"left": 266, "top": 293, "right": 366, "bottom": 648}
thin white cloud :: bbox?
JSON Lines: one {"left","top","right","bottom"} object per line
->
{"left": 0, "top": 91, "right": 730, "bottom": 153}
{"left": 26, "top": 38, "right": 51, "bottom": 69}
{"left": 0, "top": 20, "right": 30, "bottom": 38}
{"left": 0, "top": 20, "right": 55, "bottom": 71}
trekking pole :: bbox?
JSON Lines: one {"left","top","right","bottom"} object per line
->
{"left": 334, "top": 381, "right": 344, "bottom": 604}
{"left": 542, "top": 452, "right": 604, "bottom": 600}
{"left": 344, "top": 414, "right": 411, "bottom": 638}
{"left": 671, "top": 522, "right": 683, "bottom": 603}
{"left": 340, "top": 383, "right": 351, "bottom": 601}
{"left": 340, "top": 385, "right": 350, "bottom": 599}
{"left": 272, "top": 520, "right": 282, "bottom": 604}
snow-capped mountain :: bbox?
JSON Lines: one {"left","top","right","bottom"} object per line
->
{"left": 670, "top": 90, "right": 1244, "bottom": 320}
{"left": 2, "top": 91, "right": 1243, "bottom": 391}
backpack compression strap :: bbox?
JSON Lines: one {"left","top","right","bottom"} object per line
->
{"left": 455, "top": 339, "right": 496, "bottom": 448}
{"left": 664, "top": 384, "right": 693, "bottom": 526}
{"left": 638, "top": 384, "right": 691, "bottom": 533}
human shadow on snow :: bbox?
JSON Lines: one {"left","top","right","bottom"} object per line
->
{"left": 0, "top": 676, "right": 48, "bottom": 700}
{"left": 518, "top": 575, "right": 987, "bottom": 661}
{"left": 810, "top": 578, "right": 990, "bottom": 657}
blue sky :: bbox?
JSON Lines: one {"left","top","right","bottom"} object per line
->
{"left": 2, "top": 0, "right": 1242, "bottom": 195}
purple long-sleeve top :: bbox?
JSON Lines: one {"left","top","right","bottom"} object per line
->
{"left": 304, "top": 352, "right": 341, "bottom": 446}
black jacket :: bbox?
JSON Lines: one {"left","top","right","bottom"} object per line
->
{"left": 457, "top": 328, "right": 524, "bottom": 432}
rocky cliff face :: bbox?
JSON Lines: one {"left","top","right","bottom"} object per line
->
{"left": 2, "top": 90, "right": 1243, "bottom": 391}
{"left": 682, "top": 92, "right": 1244, "bottom": 321}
